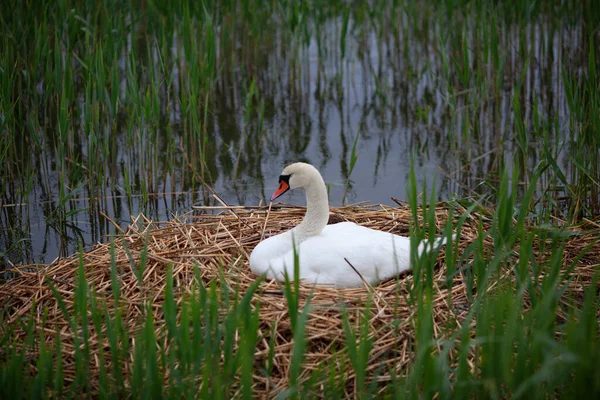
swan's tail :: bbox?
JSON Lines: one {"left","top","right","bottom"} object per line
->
{"left": 416, "top": 233, "right": 457, "bottom": 257}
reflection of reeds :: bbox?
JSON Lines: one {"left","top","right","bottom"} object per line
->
{"left": 342, "top": 131, "right": 359, "bottom": 204}
{"left": 1, "top": 198, "right": 598, "bottom": 397}
{"left": 1, "top": 1, "right": 599, "bottom": 251}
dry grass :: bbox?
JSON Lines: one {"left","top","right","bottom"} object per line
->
{"left": 0, "top": 202, "right": 598, "bottom": 397}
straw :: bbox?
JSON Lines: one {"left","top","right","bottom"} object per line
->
{"left": 0, "top": 202, "right": 598, "bottom": 397}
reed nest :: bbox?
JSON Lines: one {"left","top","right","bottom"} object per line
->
{"left": 1, "top": 202, "right": 599, "bottom": 397}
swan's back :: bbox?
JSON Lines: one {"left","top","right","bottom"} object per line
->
{"left": 262, "top": 222, "right": 412, "bottom": 287}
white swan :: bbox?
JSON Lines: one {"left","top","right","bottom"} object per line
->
{"left": 250, "top": 162, "right": 450, "bottom": 288}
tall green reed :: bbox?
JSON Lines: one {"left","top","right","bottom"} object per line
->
{"left": 1, "top": 176, "right": 599, "bottom": 398}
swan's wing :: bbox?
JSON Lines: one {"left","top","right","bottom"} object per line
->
{"left": 319, "top": 223, "right": 413, "bottom": 283}
{"left": 268, "top": 222, "right": 413, "bottom": 287}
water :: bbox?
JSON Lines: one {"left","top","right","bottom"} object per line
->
{"left": 0, "top": 7, "right": 593, "bottom": 266}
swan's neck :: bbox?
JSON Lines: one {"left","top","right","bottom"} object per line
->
{"left": 292, "top": 174, "right": 329, "bottom": 242}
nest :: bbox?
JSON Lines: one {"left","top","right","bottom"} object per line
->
{"left": 0, "top": 202, "right": 598, "bottom": 397}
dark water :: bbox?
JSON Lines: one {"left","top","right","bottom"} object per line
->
{"left": 0, "top": 13, "right": 591, "bottom": 266}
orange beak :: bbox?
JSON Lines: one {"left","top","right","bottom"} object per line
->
{"left": 270, "top": 181, "right": 290, "bottom": 202}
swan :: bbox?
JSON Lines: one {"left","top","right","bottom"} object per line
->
{"left": 249, "top": 162, "right": 450, "bottom": 288}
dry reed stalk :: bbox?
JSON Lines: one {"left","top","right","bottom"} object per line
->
{"left": 0, "top": 203, "right": 598, "bottom": 397}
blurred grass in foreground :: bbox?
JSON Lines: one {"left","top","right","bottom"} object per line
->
{"left": 0, "top": 160, "right": 598, "bottom": 398}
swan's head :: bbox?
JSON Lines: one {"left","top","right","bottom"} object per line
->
{"left": 270, "top": 162, "right": 320, "bottom": 201}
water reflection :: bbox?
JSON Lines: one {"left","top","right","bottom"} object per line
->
{"left": 0, "top": 9, "right": 592, "bottom": 265}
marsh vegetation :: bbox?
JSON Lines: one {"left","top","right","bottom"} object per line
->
{"left": 0, "top": 0, "right": 599, "bottom": 398}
